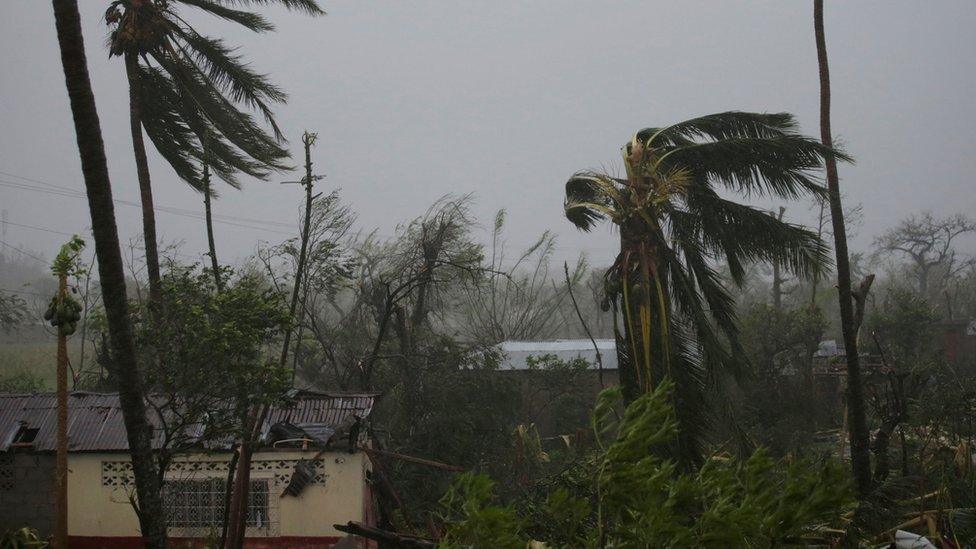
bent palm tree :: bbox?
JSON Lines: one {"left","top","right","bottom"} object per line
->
{"left": 50, "top": 0, "right": 166, "bottom": 545}
{"left": 104, "top": 0, "right": 324, "bottom": 306}
{"left": 565, "top": 112, "right": 848, "bottom": 464}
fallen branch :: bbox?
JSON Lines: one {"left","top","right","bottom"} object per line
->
{"left": 335, "top": 521, "right": 436, "bottom": 548}
{"left": 360, "top": 446, "right": 466, "bottom": 472}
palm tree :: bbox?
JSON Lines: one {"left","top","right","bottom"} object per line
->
{"left": 564, "top": 112, "right": 847, "bottom": 464}
{"left": 50, "top": 0, "right": 167, "bottom": 546}
{"left": 104, "top": 0, "right": 324, "bottom": 307}
{"left": 814, "top": 0, "right": 872, "bottom": 497}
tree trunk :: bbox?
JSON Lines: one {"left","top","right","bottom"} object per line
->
{"left": 55, "top": 273, "right": 68, "bottom": 549}
{"left": 203, "top": 164, "right": 222, "bottom": 292}
{"left": 227, "top": 135, "right": 316, "bottom": 547}
{"left": 125, "top": 52, "right": 163, "bottom": 309}
{"left": 809, "top": 199, "right": 826, "bottom": 308}
{"left": 814, "top": 0, "right": 873, "bottom": 497}
{"left": 772, "top": 207, "right": 786, "bottom": 310}
{"left": 51, "top": 2, "right": 167, "bottom": 547}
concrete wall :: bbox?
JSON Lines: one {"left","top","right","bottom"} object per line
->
{"left": 0, "top": 452, "right": 56, "bottom": 536}
{"left": 67, "top": 449, "right": 369, "bottom": 542}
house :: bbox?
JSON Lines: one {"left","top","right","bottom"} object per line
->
{"left": 497, "top": 339, "right": 618, "bottom": 377}
{"left": 496, "top": 339, "right": 618, "bottom": 435}
{"left": 0, "top": 391, "right": 378, "bottom": 547}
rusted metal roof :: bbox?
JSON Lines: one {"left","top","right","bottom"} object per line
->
{"left": 0, "top": 391, "right": 377, "bottom": 453}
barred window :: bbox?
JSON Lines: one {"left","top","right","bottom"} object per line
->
{"left": 162, "top": 478, "right": 270, "bottom": 529}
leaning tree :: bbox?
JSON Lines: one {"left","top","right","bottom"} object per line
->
{"left": 564, "top": 112, "right": 847, "bottom": 464}
{"left": 104, "top": 0, "right": 324, "bottom": 307}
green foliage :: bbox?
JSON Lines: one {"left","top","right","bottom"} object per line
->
{"left": 734, "top": 303, "right": 830, "bottom": 452}
{"left": 0, "top": 370, "right": 46, "bottom": 393}
{"left": 127, "top": 264, "right": 291, "bottom": 455}
{"left": 866, "top": 288, "right": 940, "bottom": 366}
{"left": 564, "top": 112, "right": 841, "bottom": 462}
{"left": 49, "top": 236, "right": 85, "bottom": 278}
{"left": 373, "top": 339, "right": 524, "bottom": 512}
{"left": 438, "top": 473, "right": 524, "bottom": 549}
{"left": 438, "top": 380, "right": 855, "bottom": 548}
{"left": 43, "top": 236, "right": 86, "bottom": 335}
{"left": 0, "top": 528, "right": 47, "bottom": 549}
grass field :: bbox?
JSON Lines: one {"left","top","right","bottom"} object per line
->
{"left": 0, "top": 332, "right": 84, "bottom": 391}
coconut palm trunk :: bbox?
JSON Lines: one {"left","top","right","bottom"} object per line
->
{"left": 565, "top": 111, "right": 844, "bottom": 464}
{"left": 125, "top": 51, "right": 163, "bottom": 309}
{"left": 814, "top": 0, "right": 873, "bottom": 496}
{"left": 50, "top": 1, "right": 167, "bottom": 546}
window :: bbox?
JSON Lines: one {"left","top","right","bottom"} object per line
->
{"left": 162, "top": 478, "right": 270, "bottom": 529}
{"left": 11, "top": 425, "right": 39, "bottom": 446}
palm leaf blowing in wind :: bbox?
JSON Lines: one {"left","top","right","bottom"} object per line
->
{"left": 565, "top": 111, "right": 849, "bottom": 464}
{"left": 104, "top": 0, "right": 324, "bottom": 304}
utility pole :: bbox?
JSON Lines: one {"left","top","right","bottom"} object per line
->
{"left": 280, "top": 130, "right": 323, "bottom": 371}
{"left": 225, "top": 131, "right": 321, "bottom": 549}
{"left": 45, "top": 236, "right": 85, "bottom": 549}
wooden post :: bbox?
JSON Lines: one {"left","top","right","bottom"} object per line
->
{"left": 280, "top": 131, "right": 319, "bottom": 372}
{"left": 55, "top": 270, "right": 69, "bottom": 548}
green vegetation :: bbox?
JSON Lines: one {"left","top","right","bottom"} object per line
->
{"left": 438, "top": 382, "right": 855, "bottom": 548}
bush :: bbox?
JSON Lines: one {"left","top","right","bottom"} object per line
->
{"left": 437, "top": 380, "right": 856, "bottom": 548}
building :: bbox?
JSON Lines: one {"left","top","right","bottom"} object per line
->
{"left": 0, "top": 391, "right": 378, "bottom": 547}
{"left": 497, "top": 339, "right": 618, "bottom": 377}
{"left": 496, "top": 339, "right": 618, "bottom": 435}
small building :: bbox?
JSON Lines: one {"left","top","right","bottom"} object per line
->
{"left": 0, "top": 391, "right": 378, "bottom": 547}
{"left": 497, "top": 339, "right": 618, "bottom": 377}
{"left": 496, "top": 339, "right": 618, "bottom": 435}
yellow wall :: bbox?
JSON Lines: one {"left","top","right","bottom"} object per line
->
{"left": 67, "top": 450, "right": 369, "bottom": 538}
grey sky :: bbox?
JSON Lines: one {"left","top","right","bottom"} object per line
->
{"left": 2, "top": 1, "right": 975, "bottom": 271}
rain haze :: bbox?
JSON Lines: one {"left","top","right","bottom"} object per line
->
{"left": 5, "top": 2, "right": 976, "bottom": 545}
{"left": 3, "top": 1, "right": 974, "bottom": 267}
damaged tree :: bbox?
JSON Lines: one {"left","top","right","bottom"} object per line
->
{"left": 50, "top": 1, "right": 167, "bottom": 545}
{"left": 814, "top": 0, "right": 873, "bottom": 497}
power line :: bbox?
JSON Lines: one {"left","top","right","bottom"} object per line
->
{"left": 4, "top": 220, "right": 77, "bottom": 237}
{"left": 3, "top": 221, "right": 203, "bottom": 262}
{"left": 0, "top": 169, "right": 619, "bottom": 256}
{"left": 0, "top": 239, "right": 47, "bottom": 264}
{"left": 0, "top": 169, "right": 297, "bottom": 228}
{"left": 0, "top": 179, "right": 296, "bottom": 236}
{"left": 0, "top": 286, "right": 48, "bottom": 298}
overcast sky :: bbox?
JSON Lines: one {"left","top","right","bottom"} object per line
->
{"left": 2, "top": 1, "right": 975, "bottom": 272}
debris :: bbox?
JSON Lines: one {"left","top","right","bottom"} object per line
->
{"left": 334, "top": 521, "right": 436, "bottom": 548}
{"left": 281, "top": 459, "right": 317, "bottom": 497}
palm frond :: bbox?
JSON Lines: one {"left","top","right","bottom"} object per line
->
{"left": 157, "top": 53, "right": 290, "bottom": 172}
{"left": 169, "top": 26, "right": 287, "bottom": 138}
{"left": 659, "top": 135, "right": 850, "bottom": 199}
{"left": 639, "top": 111, "right": 799, "bottom": 147}
{"left": 687, "top": 192, "right": 831, "bottom": 280}
{"left": 187, "top": 0, "right": 325, "bottom": 16}
{"left": 667, "top": 322, "right": 707, "bottom": 468}
{"left": 176, "top": 0, "right": 276, "bottom": 32}
{"left": 564, "top": 173, "right": 618, "bottom": 231}
{"left": 139, "top": 66, "right": 206, "bottom": 189}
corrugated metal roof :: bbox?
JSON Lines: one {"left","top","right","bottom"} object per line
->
{"left": 0, "top": 391, "right": 377, "bottom": 453}
{"left": 497, "top": 339, "right": 618, "bottom": 370}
